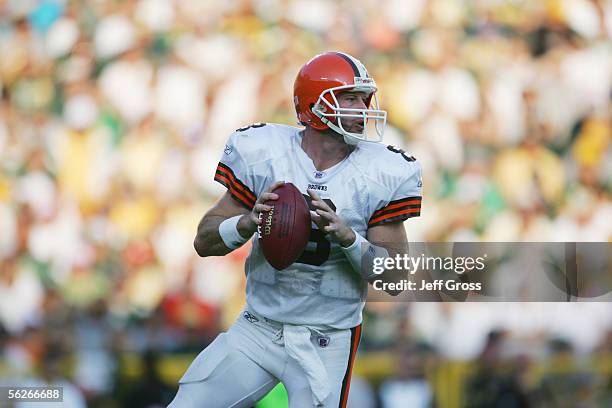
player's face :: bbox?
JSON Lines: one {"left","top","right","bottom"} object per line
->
{"left": 336, "top": 91, "right": 369, "bottom": 133}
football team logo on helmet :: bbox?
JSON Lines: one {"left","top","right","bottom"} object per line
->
{"left": 293, "top": 51, "right": 387, "bottom": 145}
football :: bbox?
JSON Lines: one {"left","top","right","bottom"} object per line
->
{"left": 258, "top": 183, "right": 311, "bottom": 270}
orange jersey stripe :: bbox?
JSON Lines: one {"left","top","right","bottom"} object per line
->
{"left": 339, "top": 324, "right": 362, "bottom": 408}
{"left": 369, "top": 207, "right": 420, "bottom": 225}
{"left": 216, "top": 167, "right": 256, "bottom": 203}
{"left": 214, "top": 174, "right": 255, "bottom": 209}
{"left": 216, "top": 165, "right": 256, "bottom": 202}
{"left": 372, "top": 198, "right": 421, "bottom": 217}
{"left": 214, "top": 173, "right": 253, "bottom": 207}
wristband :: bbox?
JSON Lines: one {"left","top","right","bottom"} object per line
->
{"left": 341, "top": 229, "right": 389, "bottom": 280}
{"left": 219, "top": 215, "right": 249, "bottom": 249}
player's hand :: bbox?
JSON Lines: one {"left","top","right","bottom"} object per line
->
{"left": 237, "top": 181, "right": 285, "bottom": 238}
{"left": 308, "top": 189, "right": 356, "bottom": 248}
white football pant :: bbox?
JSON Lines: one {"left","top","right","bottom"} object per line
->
{"left": 167, "top": 309, "right": 362, "bottom": 408}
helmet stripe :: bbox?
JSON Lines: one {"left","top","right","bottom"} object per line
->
{"left": 333, "top": 52, "right": 367, "bottom": 78}
{"left": 348, "top": 53, "right": 369, "bottom": 78}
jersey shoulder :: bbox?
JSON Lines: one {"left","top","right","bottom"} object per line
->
{"left": 355, "top": 143, "right": 423, "bottom": 226}
{"left": 353, "top": 142, "right": 421, "bottom": 191}
{"left": 228, "top": 123, "right": 298, "bottom": 165}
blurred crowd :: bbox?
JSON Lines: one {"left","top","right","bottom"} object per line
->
{"left": 1, "top": 0, "right": 611, "bottom": 406}
{"left": 345, "top": 326, "right": 612, "bottom": 408}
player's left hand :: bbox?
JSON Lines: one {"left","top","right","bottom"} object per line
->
{"left": 307, "top": 189, "right": 356, "bottom": 248}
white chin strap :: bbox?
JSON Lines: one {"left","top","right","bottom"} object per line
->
{"left": 312, "top": 86, "right": 387, "bottom": 145}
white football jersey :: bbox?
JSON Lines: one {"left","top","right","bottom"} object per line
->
{"left": 214, "top": 123, "right": 422, "bottom": 329}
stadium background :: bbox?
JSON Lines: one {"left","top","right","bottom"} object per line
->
{"left": 0, "top": 0, "right": 611, "bottom": 406}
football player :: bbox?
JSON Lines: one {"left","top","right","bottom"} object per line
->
{"left": 169, "top": 52, "right": 422, "bottom": 408}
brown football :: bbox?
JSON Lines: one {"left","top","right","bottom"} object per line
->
{"left": 258, "top": 183, "right": 311, "bottom": 270}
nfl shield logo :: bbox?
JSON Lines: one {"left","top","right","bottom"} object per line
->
{"left": 314, "top": 171, "right": 325, "bottom": 179}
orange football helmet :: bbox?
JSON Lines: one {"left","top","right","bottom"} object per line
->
{"left": 293, "top": 51, "right": 387, "bottom": 144}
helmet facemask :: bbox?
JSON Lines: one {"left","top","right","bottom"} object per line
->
{"left": 312, "top": 84, "right": 387, "bottom": 145}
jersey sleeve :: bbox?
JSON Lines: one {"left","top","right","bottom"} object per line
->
{"left": 368, "top": 160, "right": 422, "bottom": 228}
{"left": 214, "top": 132, "right": 257, "bottom": 210}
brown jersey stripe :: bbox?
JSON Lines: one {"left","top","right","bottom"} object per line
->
{"left": 214, "top": 174, "right": 254, "bottom": 209}
{"left": 214, "top": 174, "right": 255, "bottom": 209}
{"left": 216, "top": 163, "right": 257, "bottom": 202}
{"left": 216, "top": 165, "right": 256, "bottom": 202}
{"left": 386, "top": 196, "right": 422, "bottom": 206}
{"left": 368, "top": 207, "right": 420, "bottom": 226}
{"left": 371, "top": 203, "right": 421, "bottom": 219}
{"left": 371, "top": 197, "right": 422, "bottom": 218}
{"left": 214, "top": 168, "right": 256, "bottom": 202}
{"left": 368, "top": 212, "right": 420, "bottom": 228}
{"left": 338, "top": 324, "right": 362, "bottom": 408}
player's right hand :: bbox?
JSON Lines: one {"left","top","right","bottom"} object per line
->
{"left": 237, "top": 181, "right": 284, "bottom": 237}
